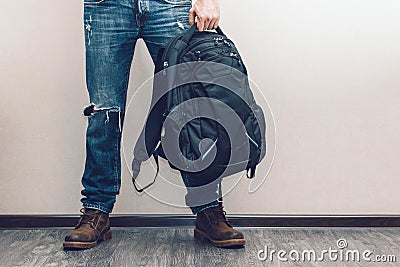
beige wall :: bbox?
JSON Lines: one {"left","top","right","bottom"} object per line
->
{"left": 1, "top": 0, "right": 400, "bottom": 215}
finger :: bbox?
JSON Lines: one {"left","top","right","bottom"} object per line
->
{"left": 210, "top": 17, "right": 220, "bottom": 30}
{"left": 208, "top": 19, "right": 216, "bottom": 30}
{"left": 197, "top": 16, "right": 205, "bottom": 31}
{"left": 189, "top": 8, "right": 195, "bottom": 26}
{"left": 202, "top": 16, "right": 212, "bottom": 31}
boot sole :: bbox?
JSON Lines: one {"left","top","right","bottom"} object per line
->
{"left": 63, "top": 229, "right": 112, "bottom": 249}
{"left": 194, "top": 228, "right": 245, "bottom": 248}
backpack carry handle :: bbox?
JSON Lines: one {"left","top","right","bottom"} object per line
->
{"left": 181, "top": 23, "right": 225, "bottom": 45}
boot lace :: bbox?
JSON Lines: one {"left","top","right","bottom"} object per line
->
{"left": 209, "top": 205, "right": 232, "bottom": 227}
{"left": 76, "top": 208, "right": 98, "bottom": 228}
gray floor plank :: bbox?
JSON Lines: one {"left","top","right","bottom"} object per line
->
{"left": 0, "top": 228, "right": 399, "bottom": 267}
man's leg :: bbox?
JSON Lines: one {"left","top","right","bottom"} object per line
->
{"left": 140, "top": 0, "right": 220, "bottom": 213}
{"left": 80, "top": 0, "right": 139, "bottom": 214}
{"left": 181, "top": 171, "right": 245, "bottom": 248}
{"left": 141, "top": 0, "right": 244, "bottom": 248}
{"left": 64, "top": 0, "right": 139, "bottom": 249}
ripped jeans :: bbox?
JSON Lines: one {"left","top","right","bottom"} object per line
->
{"left": 81, "top": 0, "right": 220, "bottom": 214}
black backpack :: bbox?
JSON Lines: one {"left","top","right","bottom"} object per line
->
{"left": 131, "top": 24, "right": 266, "bottom": 192}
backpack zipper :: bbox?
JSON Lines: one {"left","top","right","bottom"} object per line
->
{"left": 185, "top": 43, "right": 236, "bottom": 62}
{"left": 195, "top": 51, "right": 243, "bottom": 65}
{"left": 182, "top": 36, "right": 228, "bottom": 54}
{"left": 179, "top": 37, "right": 232, "bottom": 61}
{"left": 245, "top": 132, "right": 259, "bottom": 148}
{"left": 201, "top": 138, "right": 218, "bottom": 160}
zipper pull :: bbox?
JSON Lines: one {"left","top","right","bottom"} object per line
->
{"left": 223, "top": 40, "right": 231, "bottom": 47}
{"left": 195, "top": 50, "right": 201, "bottom": 61}
{"left": 229, "top": 52, "right": 241, "bottom": 65}
{"left": 163, "top": 61, "right": 168, "bottom": 75}
{"left": 214, "top": 36, "right": 224, "bottom": 46}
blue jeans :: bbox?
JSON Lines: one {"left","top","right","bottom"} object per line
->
{"left": 81, "top": 0, "right": 220, "bottom": 214}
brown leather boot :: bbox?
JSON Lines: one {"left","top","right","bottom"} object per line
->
{"left": 194, "top": 205, "right": 245, "bottom": 248}
{"left": 63, "top": 208, "right": 111, "bottom": 249}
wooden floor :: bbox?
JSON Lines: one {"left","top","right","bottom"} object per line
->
{"left": 0, "top": 227, "right": 399, "bottom": 266}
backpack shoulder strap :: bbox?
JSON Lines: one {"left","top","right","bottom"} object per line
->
{"left": 132, "top": 150, "right": 160, "bottom": 193}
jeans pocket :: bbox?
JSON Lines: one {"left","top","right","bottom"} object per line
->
{"left": 162, "top": 0, "right": 191, "bottom": 5}
{"left": 84, "top": 0, "right": 106, "bottom": 5}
